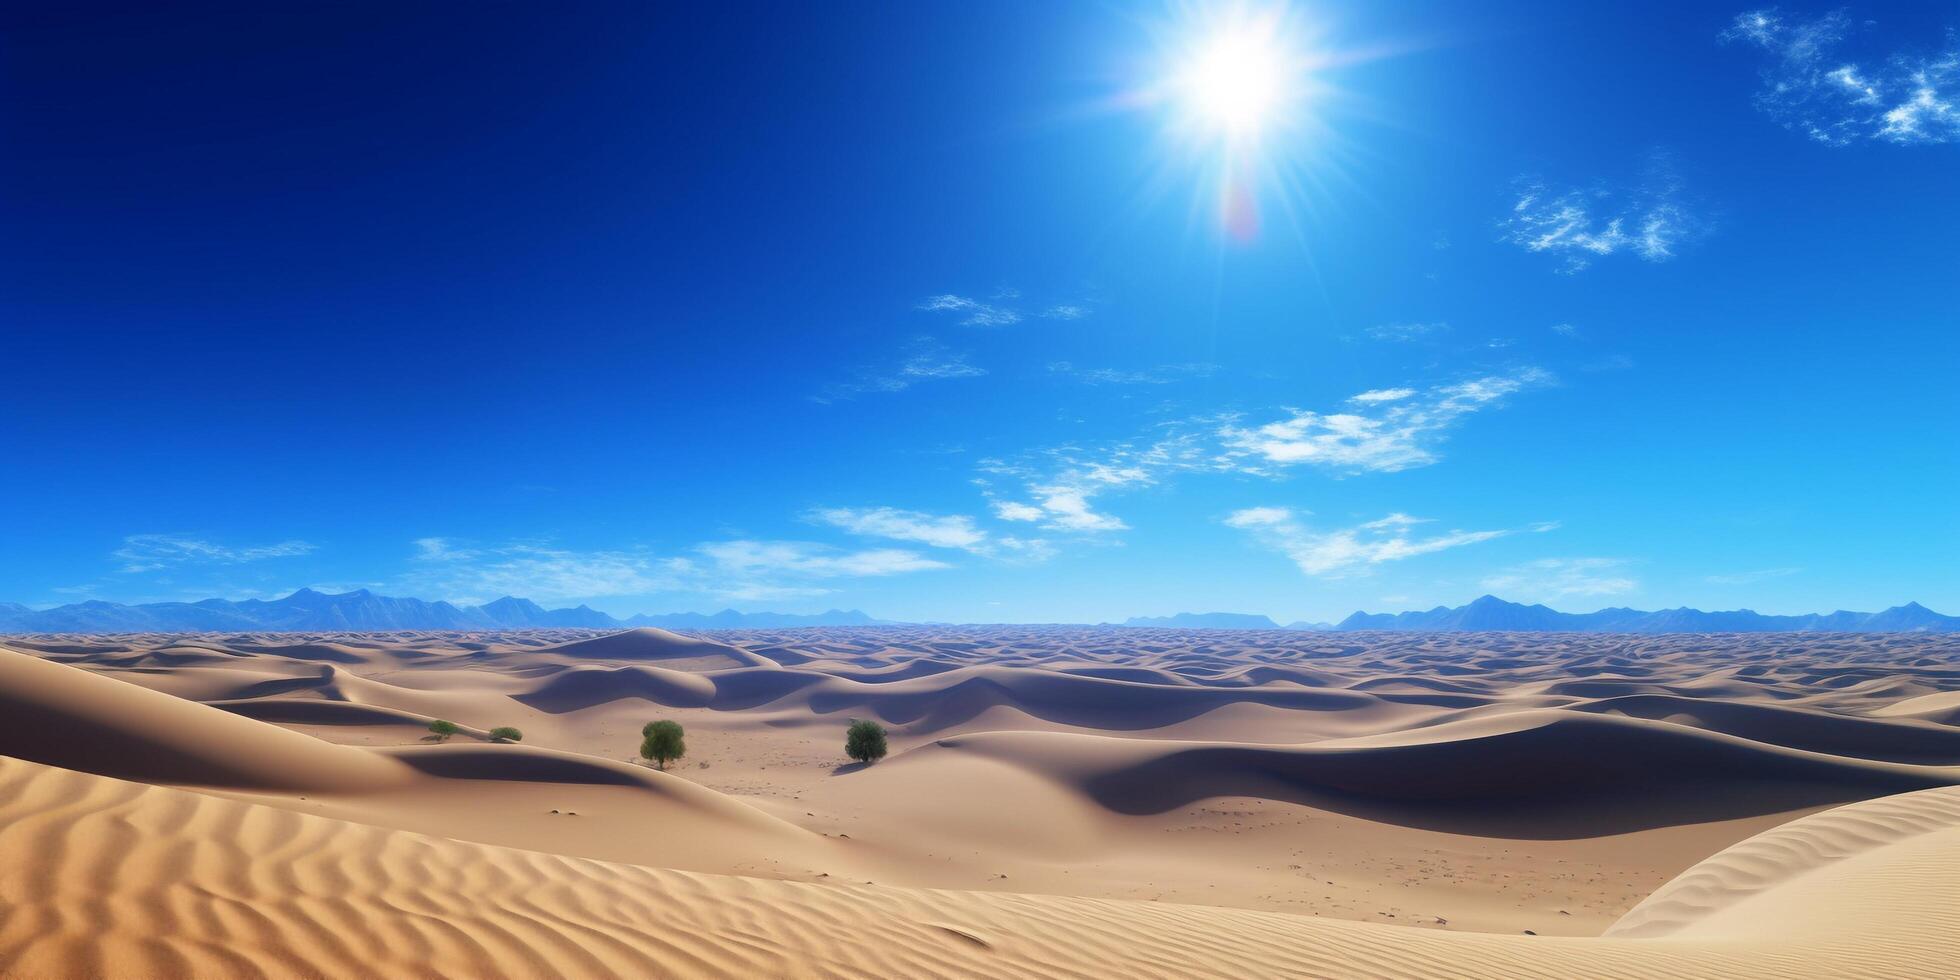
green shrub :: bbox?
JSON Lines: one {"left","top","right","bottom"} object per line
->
{"left": 641, "top": 720, "right": 686, "bottom": 770}
{"left": 428, "top": 719, "right": 460, "bottom": 741}
{"left": 488, "top": 726, "right": 523, "bottom": 742}
{"left": 845, "top": 719, "right": 887, "bottom": 765}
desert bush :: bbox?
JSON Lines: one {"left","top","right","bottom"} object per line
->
{"left": 641, "top": 720, "right": 686, "bottom": 770}
{"left": 428, "top": 719, "right": 460, "bottom": 741}
{"left": 488, "top": 726, "right": 523, "bottom": 742}
{"left": 845, "top": 719, "right": 887, "bottom": 764}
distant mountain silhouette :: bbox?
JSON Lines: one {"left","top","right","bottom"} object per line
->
{"left": 1333, "top": 595, "right": 1960, "bottom": 633}
{"left": 3, "top": 590, "right": 1953, "bottom": 634}
{"left": 0, "top": 589, "right": 885, "bottom": 633}
{"left": 1122, "top": 612, "right": 1282, "bottom": 629}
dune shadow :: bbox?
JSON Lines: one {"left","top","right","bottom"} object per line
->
{"left": 1068, "top": 722, "right": 1958, "bottom": 839}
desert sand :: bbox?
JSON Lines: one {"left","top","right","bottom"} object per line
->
{"left": 3, "top": 625, "right": 1958, "bottom": 977}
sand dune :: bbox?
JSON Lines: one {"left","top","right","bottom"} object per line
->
{"left": 4, "top": 627, "right": 1960, "bottom": 974}
{"left": 544, "top": 627, "right": 776, "bottom": 669}
{"left": 0, "top": 643, "right": 829, "bottom": 877}
{"left": 897, "top": 715, "right": 1957, "bottom": 835}
{"left": 0, "top": 644, "right": 409, "bottom": 791}
{"left": 2, "top": 755, "right": 1958, "bottom": 978}
{"left": 1609, "top": 782, "right": 1960, "bottom": 939}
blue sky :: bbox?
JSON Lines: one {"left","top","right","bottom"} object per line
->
{"left": 3, "top": 1, "right": 1956, "bottom": 623}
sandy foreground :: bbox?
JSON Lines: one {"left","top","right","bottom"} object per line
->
{"left": 2, "top": 626, "right": 1958, "bottom": 977}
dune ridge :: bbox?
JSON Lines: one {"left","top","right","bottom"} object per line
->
{"left": 0, "top": 644, "right": 410, "bottom": 792}
{"left": 1607, "top": 782, "right": 1960, "bottom": 938}
{"left": 904, "top": 717, "right": 1958, "bottom": 835}
{"left": 2, "top": 755, "right": 1958, "bottom": 978}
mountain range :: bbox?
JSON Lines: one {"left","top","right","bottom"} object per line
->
{"left": 1324, "top": 594, "right": 1960, "bottom": 633}
{"left": 0, "top": 589, "right": 884, "bottom": 633}
{"left": 1, "top": 590, "right": 1954, "bottom": 634}
{"left": 1118, "top": 595, "right": 1960, "bottom": 632}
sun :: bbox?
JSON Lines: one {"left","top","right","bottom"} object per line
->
{"left": 1105, "top": 3, "right": 1364, "bottom": 244}
{"left": 1174, "top": 23, "right": 1289, "bottom": 140}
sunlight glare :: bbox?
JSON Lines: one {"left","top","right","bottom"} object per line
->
{"left": 1176, "top": 23, "right": 1287, "bottom": 139}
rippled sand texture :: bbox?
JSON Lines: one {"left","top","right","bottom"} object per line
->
{"left": 3, "top": 627, "right": 1959, "bottom": 977}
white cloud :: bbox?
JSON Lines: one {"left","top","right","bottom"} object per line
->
{"left": 810, "top": 507, "right": 988, "bottom": 551}
{"left": 1218, "top": 369, "right": 1551, "bottom": 474}
{"left": 919, "top": 292, "right": 1092, "bottom": 327}
{"left": 1705, "top": 566, "right": 1802, "bottom": 586}
{"left": 919, "top": 294, "right": 1022, "bottom": 327}
{"left": 1028, "top": 484, "right": 1128, "bottom": 532}
{"left": 406, "top": 541, "right": 685, "bottom": 603}
{"left": 697, "top": 540, "right": 949, "bottom": 578}
{"left": 1226, "top": 508, "right": 1510, "bottom": 577}
{"left": 1047, "top": 361, "right": 1216, "bottom": 385}
{"left": 991, "top": 536, "right": 1059, "bottom": 561}
{"left": 1365, "top": 321, "right": 1448, "bottom": 342}
{"left": 405, "top": 533, "right": 952, "bottom": 606}
{"left": 114, "top": 534, "right": 316, "bottom": 573}
{"left": 977, "top": 433, "right": 1196, "bottom": 536}
{"left": 712, "top": 582, "right": 838, "bottom": 602}
{"left": 812, "top": 505, "right": 1057, "bottom": 563}
{"left": 1724, "top": 11, "right": 1960, "bottom": 145}
{"left": 989, "top": 476, "right": 1133, "bottom": 535}
{"left": 1222, "top": 506, "right": 1294, "bottom": 527}
{"left": 1501, "top": 160, "right": 1702, "bottom": 273}
{"left": 970, "top": 370, "right": 1549, "bottom": 547}
{"left": 992, "top": 501, "right": 1047, "bottom": 522}
{"left": 1349, "top": 387, "right": 1416, "bottom": 404}
{"left": 816, "top": 338, "right": 985, "bottom": 403}
{"left": 1481, "top": 558, "right": 1638, "bottom": 601}
{"left": 412, "top": 537, "right": 478, "bottom": 562}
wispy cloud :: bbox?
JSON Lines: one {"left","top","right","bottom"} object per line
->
{"left": 810, "top": 507, "right": 987, "bottom": 551}
{"left": 1047, "top": 361, "right": 1217, "bottom": 385}
{"left": 918, "top": 291, "right": 1093, "bottom": 327}
{"left": 114, "top": 534, "right": 316, "bottom": 573}
{"left": 695, "top": 540, "right": 949, "bottom": 579}
{"left": 406, "top": 540, "right": 685, "bottom": 603}
{"left": 1022, "top": 484, "right": 1129, "bottom": 532}
{"left": 811, "top": 505, "right": 1057, "bottom": 562}
{"left": 1226, "top": 509, "right": 1510, "bottom": 577}
{"left": 1724, "top": 10, "right": 1960, "bottom": 145}
{"left": 1348, "top": 387, "right": 1417, "bottom": 404}
{"left": 976, "top": 369, "right": 1550, "bottom": 543}
{"left": 1706, "top": 566, "right": 1802, "bottom": 586}
{"left": 983, "top": 459, "right": 1138, "bottom": 534}
{"left": 919, "top": 294, "right": 1022, "bottom": 327}
{"left": 1365, "top": 321, "right": 1448, "bottom": 342}
{"left": 1481, "top": 557, "right": 1639, "bottom": 601}
{"left": 1501, "top": 157, "right": 1704, "bottom": 272}
{"left": 1218, "top": 369, "right": 1551, "bottom": 474}
{"left": 991, "top": 501, "right": 1047, "bottom": 522}
{"left": 412, "top": 537, "right": 478, "bottom": 562}
{"left": 815, "top": 338, "right": 985, "bottom": 403}
{"left": 405, "top": 533, "right": 953, "bottom": 605}
{"left": 979, "top": 435, "right": 1191, "bottom": 535}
